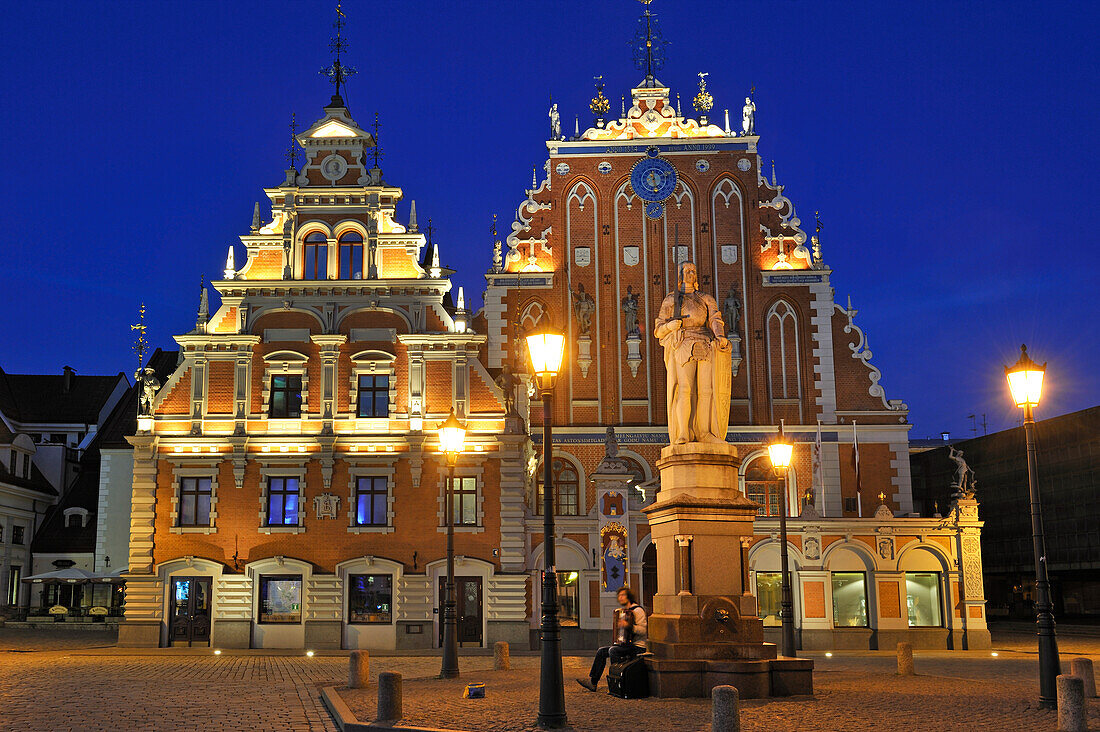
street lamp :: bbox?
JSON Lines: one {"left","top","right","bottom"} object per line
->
{"left": 1005, "top": 344, "right": 1059, "bottom": 709}
{"left": 767, "top": 422, "right": 796, "bottom": 659}
{"left": 525, "top": 323, "right": 567, "bottom": 729}
{"left": 438, "top": 408, "right": 467, "bottom": 679}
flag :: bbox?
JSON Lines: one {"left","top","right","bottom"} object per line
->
{"left": 852, "top": 420, "right": 862, "bottom": 517}
{"left": 813, "top": 419, "right": 822, "bottom": 513}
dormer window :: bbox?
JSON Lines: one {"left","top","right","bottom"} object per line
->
{"left": 339, "top": 231, "right": 365, "bottom": 280}
{"left": 304, "top": 231, "right": 328, "bottom": 279}
{"left": 63, "top": 508, "right": 89, "bottom": 529}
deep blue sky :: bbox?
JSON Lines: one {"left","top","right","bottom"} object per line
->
{"left": 2, "top": 1, "right": 1096, "bottom": 439}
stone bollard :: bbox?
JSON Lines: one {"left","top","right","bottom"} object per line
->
{"left": 378, "top": 671, "right": 403, "bottom": 723}
{"left": 1057, "top": 674, "right": 1086, "bottom": 732}
{"left": 494, "top": 641, "right": 511, "bottom": 670}
{"left": 348, "top": 650, "right": 369, "bottom": 689}
{"left": 712, "top": 685, "right": 740, "bottom": 732}
{"left": 896, "top": 642, "right": 914, "bottom": 676}
{"left": 1070, "top": 657, "right": 1096, "bottom": 698}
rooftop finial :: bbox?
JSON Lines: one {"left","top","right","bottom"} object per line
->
{"left": 590, "top": 75, "right": 610, "bottom": 126}
{"left": 771, "top": 159, "right": 777, "bottom": 185}
{"left": 811, "top": 212, "right": 823, "bottom": 268}
{"left": 531, "top": 165, "right": 537, "bottom": 190}
{"left": 320, "top": 2, "right": 357, "bottom": 106}
{"left": 286, "top": 112, "right": 300, "bottom": 169}
{"left": 491, "top": 214, "right": 502, "bottom": 273}
{"left": 196, "top": 276, "right": 209, "bottom": 331}
{"left": 371, "top": 112, "right": 383, "bottom": 169}
{"left": 630, "top": 0, "right": 669, "bottom": 87}
{"left": 457, "top": 287, "right": 465, "bottom": 310}
{"left": 251, "top": 202, "right": 261, "bottom": 232}
{"left": 224, "top": 244, "right": 237, "bottom": 280}
{"left": 130, "top": 302, "right": 148, "bottom": 370}
{"left": 693, "top": 72, "right": 713, "bottom": 115}
{"left": 409, "top": 200, "right": 418, "bottom": 232}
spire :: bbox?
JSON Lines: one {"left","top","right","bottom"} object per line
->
{"left": 454, "top": 286, "right": 468, "bottom": 332}
{"left": 531, "top": 165, "right": 537, "bottom": 190}
{"left": 771, "top": 159, "right": 777, "bottom": 186}
{"left": 621, "top": 95, "right": 626, "bottom": 117}
{"left": 320, "top": 2, "right": 357, "bottom": 106}
{"left": 457, "top": 286, "right": 465, "bottom": 310}
{"left": 251, "top": 202, "right": 261, "bottom": 232}
{"left": 196, "top": 276, "right": 209, "bottom": 332}
{"left": 428, "top": 218, "right": 441, "bottom": 278}
{"left": 224, "top": 245, "right": 237, "bottom": 280}
{"left": 409, "top": 200, "right": 418, "bottom": 232}
{"left": 574, "top": 115, "right": 579, "bottom": 138}
{"left": 724, "top": 108, "right": 731, "bottom": 135}
{"left": 629, "top": 0, "right": 669, "bottom": 87}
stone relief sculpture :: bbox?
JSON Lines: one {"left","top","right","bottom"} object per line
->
{"left": 621, "top": 286, "right": 640, "bottom": 336}
{"left": 722, "top": 286, "right": 741, "bottom": 338}
{"left": 653, "top": 262, "right": 733, "bottom": 444}
{"left": 571, "top": 283, "right": 596, "bottom": 336}
{"left": 741, "top": 96, "right": 756, "bottom": 136}
{"left": 135, "top": 367, "right": 162, "bottom": 416}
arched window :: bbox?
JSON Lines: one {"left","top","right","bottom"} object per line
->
{"left": 744, "top": 458, "right": 782, "bottom": 516}
{"left": 765, "top": 300, "right": 802, "bottom": 414}
{"left": 303, "top": 231, "right": 328, "bottom": 280}
{"left": 338, "top": 231, "right": 365, "bottom": 280}
{"left": 536, "top": 457, "right": 580, "bottom": 516}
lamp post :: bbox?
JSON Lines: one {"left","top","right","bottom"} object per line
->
{"left": 525, "top": 324, "right": 567, "bottom": 729}
{"left": 438, "top": 408, "right": 467, "bottom": 679}
{"left": 1005, "top": 344, "right": 1060, "bottom": 709}
{"left": 767, "top": 422, "right": 796, "bottom": 659}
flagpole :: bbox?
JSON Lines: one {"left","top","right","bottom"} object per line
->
{"left": 853, "top": 420, "right": 862, "bottom": 518}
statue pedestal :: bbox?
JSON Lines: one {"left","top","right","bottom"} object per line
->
{"left": 642, "top": 442, "right": 813, "bottom": 698}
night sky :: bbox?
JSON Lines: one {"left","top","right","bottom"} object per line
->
{"left": 2, "top": 1, "right": 1096, "bottom": 439}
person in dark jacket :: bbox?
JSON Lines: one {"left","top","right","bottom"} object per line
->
{"left": 576, "top": 586, "right": 647, "bottom": 691}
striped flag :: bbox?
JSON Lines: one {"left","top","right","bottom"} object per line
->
{"left": 852, "top": 420, "right": 863, "bottom": 517}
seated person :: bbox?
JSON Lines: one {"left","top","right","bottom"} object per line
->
{"left": 576, "top": 586, "right": 647, "bottom": 691}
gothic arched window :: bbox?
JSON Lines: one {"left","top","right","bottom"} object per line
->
{"left": 744, "top": 458, "right": 782, "bottom": 517}
{"left": 303, "top": 231, "right": 328, "bottom": 280}
{"left": 338, "top": 231, "right": 365, "bottom": 280}
{"left": 536, "top": 456, "right": 580, "bottom": 516}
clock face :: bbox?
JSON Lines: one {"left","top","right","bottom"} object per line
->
{"left": 630, "top": 155, "right": 678, "bottom": 202}
{"left": 644, "top": 201, "right": 665, "bottom": 220}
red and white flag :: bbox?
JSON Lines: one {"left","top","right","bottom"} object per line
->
{"left": 852, "top": 420, "right": 863, "bottom": 517}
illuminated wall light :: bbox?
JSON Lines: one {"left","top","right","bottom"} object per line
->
{"left": 386, "top": 445, "right": 394, "bottom": 452}
{"left": 474, "top": 445, "right": 482, "bottom": 452}
{"left": 305, "top": 650, "right": 315, "bottom": 658}
{"left": 825, "top": 652, "right": 833, "bottom": 658}
{"left": 261, "top": 445, "right": 271, "bottom": 453}
{"left": 349, "top": 445, "right": 358, "bottom": 452}
{"left": 214, "top": 649, "right": 222, "bottom": 656}
{"left": 298, "top": 445, "right": 306, "bottom": 453}
{"left": 280, "top": 445, "right": 289, "bottom": 453}
{"left": 991, "top": 652, "right": 999, "bottom": 657}
{"left": 174, "top": 446, "right": 184, "bottom": 453}
{"left": 192, "top": 447, "right": 200, "bottom": 453}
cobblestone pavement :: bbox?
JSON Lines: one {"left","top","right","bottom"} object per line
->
{"left": 1, "top": 627, "right": 1099, "bottom": 731}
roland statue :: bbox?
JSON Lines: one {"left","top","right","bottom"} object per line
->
{"left": 653, "top": 262, "right": 732, "bottom": 445}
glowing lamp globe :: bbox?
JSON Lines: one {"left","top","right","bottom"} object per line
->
{"left": 768, "top": 438, "right": 793, "bottom": 472}
{"left": 438, "top": 409, "right": 467, "bottom": 457}
{"left": 1005, "top": 344, "right": 1046, "bottom": 409}
{"left": 525, "top": 325, "right": 566, "bottom": 391}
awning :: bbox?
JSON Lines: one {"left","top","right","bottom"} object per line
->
{"left": 22, "top": 568, "right": 126, "bottom": 584}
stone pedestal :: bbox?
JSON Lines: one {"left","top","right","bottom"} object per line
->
{"left": 642, "top": 442, "right": 813, "bottom": 698}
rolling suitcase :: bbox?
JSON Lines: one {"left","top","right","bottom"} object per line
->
{"left": 607, "top": 654, "right": 649, "bottom": 699}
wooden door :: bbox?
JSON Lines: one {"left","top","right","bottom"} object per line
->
{"left": 169, "top": 576, "right": 212, "bottom": 646}
{"left": 438, "top": 576, "right": 483, "bottom": 647}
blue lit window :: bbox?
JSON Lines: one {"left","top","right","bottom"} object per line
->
{"left": 355, "top": 477, "right": 388, "bottom": 526}
{"left": 266, "top": 477, "right": 299, "bottom": 526}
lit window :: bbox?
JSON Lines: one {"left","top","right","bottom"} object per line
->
{"left": 269, "top": 375, "right": 302, "bottom": 418}
{"left": 258, "top": 575, "right": 302, "bottom": 623}
{"left": 354, "top": 477, "right": 388, "bottom": 526}
{"left": 906, "top": 572, "right": 943, "bottom": 627}
{"left": 338, "top": 232, "right": 365, "bottom": 279}
{"left": 756, "top": 572, "right": 782, "bottom": 627}
{"left": 12, "top": 526, "right": 24, "bottom": 545}
{"left": 447, "top": 476, "right": 478, "bottom": 526}
{"left": 831, "top": 572, "right": 868, "bottom": 627}
{"left": 266, "top": 477, "right": 300, "bottom": 526}
{"left": 536, "top": 459, "right": 580, "bottom": 516}
{"left": 178, "top": 477, "right": 212, "bottom": 527}
{"left": 745, "top": 460, "right": 782, "bottom": 516}
{"left": 303, "top": 232, "right": 328, "bottom": 279}
{"left": 348, "top": 574, "right": 392, "bottom": 623}
{"left": 556, "top": 571, "right": 581, "bottom": 627}
{"left": 6, "top": 566, "right": 21, "bottom": 605}
{"left": 356, "top": 374, "right": 389, "bottom": 418}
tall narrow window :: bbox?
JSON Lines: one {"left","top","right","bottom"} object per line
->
{"left": 744, "top": 460, "right": 782, "bottom": 516}
{"left": 303, "top": 232, "right": 328, "bottom": 279}
{"left": 536, "top": 458, "right": 580, "bottom": 516}
{"left": 266, "top": 477, "right": 300, "bottom": 526}
{"left": 831, "top": 572, "right": 869, "bottom": 627}
{"left": 755, "top": 572, "right": 782, "bottom": 626}
{"left": 905, "top": 572, "right": 943, "bottom": 627}
{"left": 556, "top": 571, "right": 580, "bottom": 627}
{"left": 269, "top": 375, "right": 302, "bottom": 418}
{"left": 178, "top": 479, "right": 212, "bottom": 526}
{"left": 448, "top": 476, "right": 478, "bottom": 526}
{"left": 338, "top": 232, "right": 365, "bottom": 279}
{"left": 12, "top": 526, "right": 24, "bottom": 545}
{"left": 354, "top": 477, "right": 388, "bottom": 526}
{"left": 357, "top": 374, "right": 389, "bottom": 418}
{"left": 7, "top": 566, "right": 21, "bottom": 605}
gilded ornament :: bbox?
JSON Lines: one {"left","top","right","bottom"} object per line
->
{"left": 693, "top": 72, "right": 713, "bottom": 114}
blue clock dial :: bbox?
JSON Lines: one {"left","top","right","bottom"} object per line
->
{"left": 630, "top": 155, "right": 678, "bottom": 202}
{"left": 644, "top": 201, "right": 665, "bottom": 220}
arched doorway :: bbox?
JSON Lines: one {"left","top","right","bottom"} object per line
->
{"left": 641, "top": 543, "right": 657, "bottom": 613}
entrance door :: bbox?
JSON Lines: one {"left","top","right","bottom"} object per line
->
{"left": 438, "top": 576, "right": 483, "bottom": 647}
{"left": 169, "top": 576, "right": 212, "bottom": 646}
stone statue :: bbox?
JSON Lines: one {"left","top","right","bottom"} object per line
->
{"left": 135, "top": 367, "right": 161, "bottom": 416}
{"left": 549, "top": 103, "right": 561, "bottom": 140}
{"left": 948, "top": 446, "right": 976, "bottom": 498}
{"left": 653, "top": 262, "right": 733, "bottom": 444}
{"left": 722, "top": 286, "right": 741, "bottom": 338}
{"left": 495, "top": 363, "right": 519, "bottom": 417}
{"left": 605, "top": 426, "right": 619, "bottom": 458}
{"left": 741, "top": 96, "right": 756, "bottom": 136}
{"left": 572, "top": 283, "right": 595, "bottom": 336}
{"left": 621, "top": 286, "right": 640, "bottom": 336}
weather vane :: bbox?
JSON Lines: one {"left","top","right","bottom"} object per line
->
{"left": 131, "top": 302, "right": 148, "bottom": 369}
{"left": 286, "top": 112, "right": 300, "bottom": 169}
{"left": 320, "top": 2, "right": 357, "bottom": 101}
{"left": 589, "top": 75, "right": 610, "bottom": 121}
{"left": 630, "top": 0, "right": 669, "bottom": 85}
{"left": 815, "top": 211, "right": 823, "bottom": 233}
{"left": 371, "top": 112, "right": 383, "bottom": 168}
{"left": 693, "top": 72, "right": 713, "bottom": 114}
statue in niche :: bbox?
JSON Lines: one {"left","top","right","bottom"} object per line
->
{"left": 135, "top": 367, "right": 161, "bottom": 416}
{"left": 621, "top": 286, "right": 640, "bottom": 336}
{"left": 549, "top": 102, "right": 561, "bottom": 140}
{"left": 572, "top": 283, "right": 596, "bottom": 336}
{"left": 948, "top": 446, "right": 976, "bottom": 499}
{"left": 605, "top": 426, "right": 619, "bottom": 458}
{"left": 742, "top": 96, "right": 756, "bottom": 136}
{"left": 722, "top": 286, "right": 742, "bottom": 338}
{"left": 495, "top": 363, "right": 519, "bottom": 417}
{"left": 653, "top": 262, "right": 733, "bottom": 444}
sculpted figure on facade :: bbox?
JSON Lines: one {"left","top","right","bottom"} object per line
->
{"left": 722, "top": 286, "right": 742, "bottom": 338}
{"left": 621, "top": 285, "right": 640, "bottom": 336}
{"left": 135, "top": 367, "right": 161, "bottom": 416}
{"left": 549, "top": 102, "right": 561, "bottom": 140}
{"left": 948, "top": 446, "right": 976, "bottom": 499}
{"left": 572, "top": 283, "right": 596, "bottom": 336}
{"left": 653, "top": 262, "right": 733, "bottom": 444}
{"left": 495, "top": 362, "right": 519, "bottom": 417}
{"left": 742, "top": 96, "right": 756, "bottom": 136}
